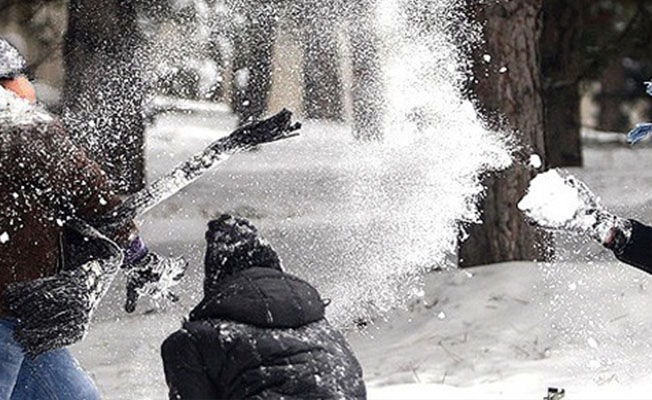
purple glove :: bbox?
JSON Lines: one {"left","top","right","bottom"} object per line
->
{"left": 124, "top": 237, "right": 148, "bottom": 265}
{"left": 122, "top": 237, "right": 188, "bottom": 313}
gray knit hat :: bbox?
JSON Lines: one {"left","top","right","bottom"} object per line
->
{"left": 0, "top": 39, "right": 26, "bottom": 80}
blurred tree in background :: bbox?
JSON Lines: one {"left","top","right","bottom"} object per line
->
{"left": 541, "top": 0, "right": 583, "bottom": 168}
{"left": 581, "top": 1, "right": 652, "bottom": 132}
{"left": 64, "top": 0, "right": 147, "bottom": 193}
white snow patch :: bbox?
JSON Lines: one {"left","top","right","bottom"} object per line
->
{"left": 0, "top": 231, "right": 9, "bottom": 244}
{"left": 587, "top": 337, "right": 599, "bottom": 349}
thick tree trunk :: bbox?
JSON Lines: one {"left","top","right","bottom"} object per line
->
{"left": 541, "top": 0, "right": 583, "bottom": 167}
{"left": 301, "top": 2, "right": 344, "bottom": 121}
{"left": 63, "top": 0, "right": 146, "bottom": 193}
{"left": 207, "top": 34, "right": 226, "bottom": 103}
{"left": 231, "top": 3, "right": 278, "bottom": 125}
{"left": 347, "top": 0, "right": 384, "bottom": 140}
{"left": 597, "top": 59, "right": 628, "bottom": 132}
{"left": 459, "top": 0, "right": 548, "bottom": 267}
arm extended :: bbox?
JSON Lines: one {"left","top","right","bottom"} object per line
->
{"left": 609, "top": 219, "right": 652, "bottom": 275}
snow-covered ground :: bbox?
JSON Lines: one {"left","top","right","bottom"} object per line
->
{"left": 71, "top": 113, "right": 652, "bottom": 399}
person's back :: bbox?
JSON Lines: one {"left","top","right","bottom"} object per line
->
{"left": 162, "top": 215, "right": 366, "bottom": 399}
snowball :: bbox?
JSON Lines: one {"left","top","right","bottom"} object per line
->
{"left": 437, "top": 311, "right": 446, "bottom": 320}
{"left": 529, "top": 154, "right": 542, "bottom": 169}
{"left": 0, "top": 232, "right": 8, "bottom": 244}
{"left": 518, "top": 169, "right": 586, "bottom": 229}
{"left": 499, "top": 66, "right": 508, "bottom": 73}
{"left": 483, "top": 54, "right": 491, "bottom": 62}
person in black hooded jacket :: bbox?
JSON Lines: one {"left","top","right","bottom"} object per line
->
{"left": 161, "top": 214, "right": 366, "bottom": 400}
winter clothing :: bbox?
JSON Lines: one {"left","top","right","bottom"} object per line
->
{"left": 0, "top": 318, "right": 100, "bottom": 400}
{"left": 203, "top": 214, "right": 282, "bottom": 295}
{"left": 4, "top": 220, "right": 124, "bottom": 357}
{"left": 610, "top": 219, "right": 652, "bottom": 275}
{"left": 0, "top": 40, "right": 25, "bottom": 80}
{"left": 161, "top": 216, "right": 366, "bottom": 400}
{"left": 0, "top": 88, "right": 126, "bottom": 318}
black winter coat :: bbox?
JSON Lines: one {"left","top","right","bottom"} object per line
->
{"left": 613, "top": 219, "right": 652, "bottom": 274}
{"left": 161, "top": 267, "right": 366, "bottom": 400}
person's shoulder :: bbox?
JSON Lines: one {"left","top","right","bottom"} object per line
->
{"left": 161, "top": 327, "right": 199, "bottom": 357}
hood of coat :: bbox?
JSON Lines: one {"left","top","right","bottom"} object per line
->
{"left": 189, "top": 267, "right": 326, "bottom": 329}
{"left": 0, "top": 87, "right": 51, "bottom": 128}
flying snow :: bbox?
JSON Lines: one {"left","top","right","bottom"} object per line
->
{"left": 314, "top": 0, "right": 513, "bottom": 325}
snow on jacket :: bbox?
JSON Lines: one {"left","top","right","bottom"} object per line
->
{"left": 0, "top": 89, "right": 125, "bottom": 317}
{"left": 161, "top": 267, "right": 367, "bottom": 399}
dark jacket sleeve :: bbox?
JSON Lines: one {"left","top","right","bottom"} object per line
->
{"left": 614, "top": 219, "right": 652, "bottom": 275}
{"left": 161, "top": 329, "right": 220, "bottom": 400}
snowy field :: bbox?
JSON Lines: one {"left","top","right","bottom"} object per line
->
{"left": 70, "top": 113, "right": 652, "bottom": 399}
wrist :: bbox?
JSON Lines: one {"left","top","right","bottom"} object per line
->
{"left": 124, "top": 237, "right": 148, "bottom": 265}
{"left": 600, "top": 219, "right": 632, "bottom": 253}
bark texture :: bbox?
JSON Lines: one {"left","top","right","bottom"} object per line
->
{"left": 301, "top": 0, "right": 344, "bottom": 122}
{"left": 597, "top": 59, "right": 628, "bottom": 132}
{"left": 347, "top": 0, "right": 384, "bottom": 140}
{"left": 541, "top": 0, "right": 583, "bottom": 167}
{"left": 231, "top": 3, "right": 278, "bottom": 125}
{"left": 63, "top": 0, "right": 146, "bottom": 193}
{"left": 459, "top": 0, "right": 548, "bottom": 267}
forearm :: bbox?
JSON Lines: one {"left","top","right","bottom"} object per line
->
{"left": 612, "top": 219, "right": 652, "bottom": 275}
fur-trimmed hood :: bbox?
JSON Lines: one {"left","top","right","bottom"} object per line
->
{"left": 0, "top": 87, "right": 52, "bottom": 129}
{"left": 0, "top": 39, "right": 26, "bottom": 80}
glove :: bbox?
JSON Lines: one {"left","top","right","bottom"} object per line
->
{"left": 543, "top": 175, "right": 632, "bottom": 247}
{"left": 122, "top": 238, "right": 187, "bottom": 313}
{"left": 570, "top": 208, "right": 633, "bottom": 249}
{"left": 3, "top": 220, "right": 123, "bottom": 357}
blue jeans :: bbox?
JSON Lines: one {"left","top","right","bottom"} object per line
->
{"left": 0, "top": 319, "right": 100, "bottom": 400}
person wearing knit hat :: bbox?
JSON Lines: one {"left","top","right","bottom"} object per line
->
{"left": 161, "top": 215, "right": 367, "bottom": 399}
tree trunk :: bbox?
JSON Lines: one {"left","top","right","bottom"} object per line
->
{"left": 301, "top": 2, "right": 344, "bottom": 121}
{"left": 597, "top": 59, "right": 628, "bottom": 132}
{"left": 541, "top": 0, "right": 583, "bottom": 167}
{"left": 231, "top": 3, "right": 278, "bottom": 125}
{"left": 459, "top": 0, "right": 548, "bottom": 268}
{"left": 347, "top": 0, "right": 384, "bottom": 140}
{"left": 63, "top": 0, "right": 146, "bottom": 194}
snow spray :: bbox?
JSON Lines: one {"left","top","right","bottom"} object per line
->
{"left": 281, "top": 0, "right": 513, "bottom": 326}
{"left": 68, "top": 0, "right": 513, "bottom": 326}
